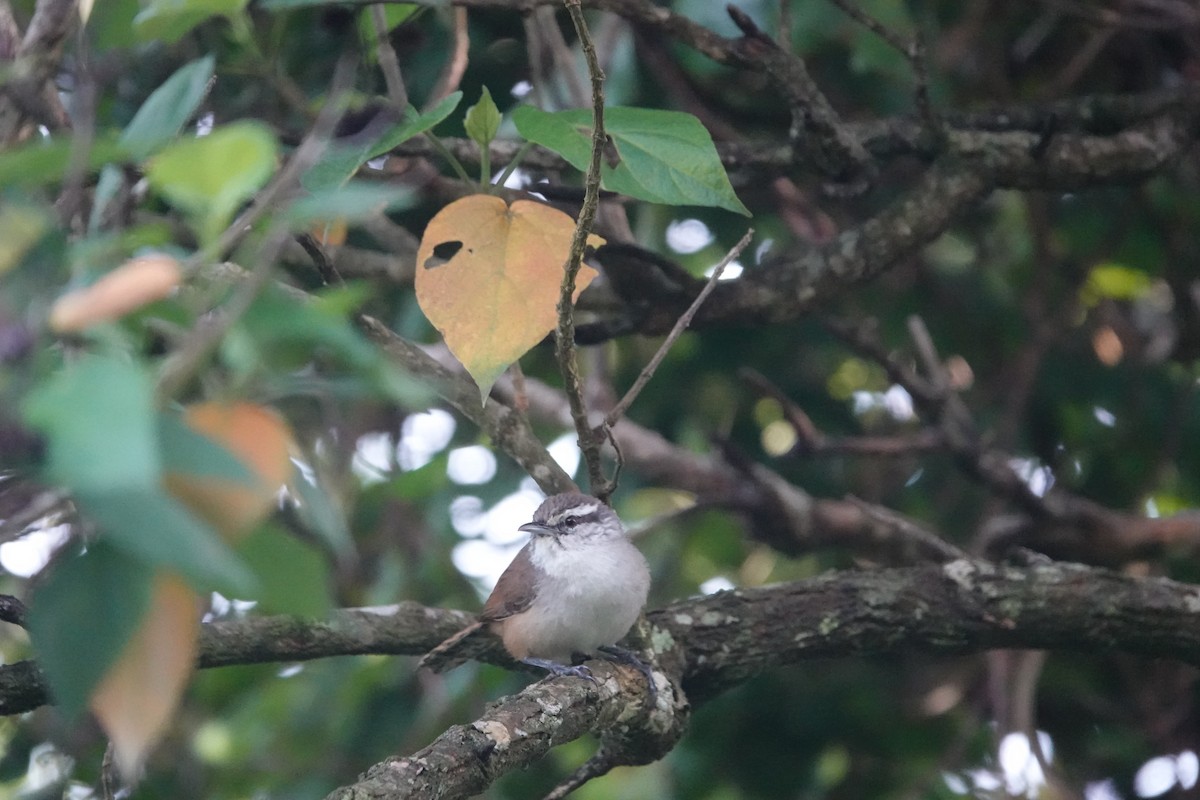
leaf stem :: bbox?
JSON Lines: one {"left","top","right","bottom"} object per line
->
{"left": 423, "top": 129, "right": 474, "bottom": 185}
{"left": 494, "top": 140, "right": 533, "bottom": 189}
{"left": 479, "top": 138, "right": 491, "bottom": 189}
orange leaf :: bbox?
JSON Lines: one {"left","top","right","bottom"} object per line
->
{"left": 164, "top": 402, "right": 294, "bottom": 541}
{"left": 49, "top": 253, "right": 182, "bottom": 333}
{"left": 90, "top": 573, "right": 200, "bottom": 780}
{"left": 415, "top": 195, "right": 604, "bottom": 398}
{"left": 310, "top": 218, "right": 347, "bottom": 247}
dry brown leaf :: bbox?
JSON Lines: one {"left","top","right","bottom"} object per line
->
{"left": 49, "top": 253, "right": 182, "bottom": 333}
{"left": 164, "top": 402, "right": 294, "bottom": 541}
{"left": 90, "top": 573, "right": 200, "bottom": 780}
{"left": 415, "top": 195, "right": 604, "bottom": 397}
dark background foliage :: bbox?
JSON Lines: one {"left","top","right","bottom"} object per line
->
{"left": 1, "top": 0, "right": 1199, "bottom": 798}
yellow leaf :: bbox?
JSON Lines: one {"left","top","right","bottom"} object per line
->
{"left": 49, "top": 253, "right": 183, "bottom": 333}
{"left": 415, "top": 195, "right": 604, "bottom": 398}
{"left": 90, "top": 573, "right": 200, "bottom": 780}
{"left": 164, "top": 402, "right": 294, "bottom": 541}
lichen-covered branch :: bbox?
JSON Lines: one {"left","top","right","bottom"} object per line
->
{"left": 3, "top": 561, "right": 1198, "bottom": 757}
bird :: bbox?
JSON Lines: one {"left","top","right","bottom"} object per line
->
{"left": 420, "top": 492, "right": 655, "bottom": 693}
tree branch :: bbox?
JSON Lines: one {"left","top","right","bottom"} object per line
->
{"left": 359, "top": 316, "right": 577, "bottom": 495}
{"left": 554, "top": 0, "right": 609, "bottom": 497}
{"left": 7, "top": 559, "right": 1198, "bottom": 791}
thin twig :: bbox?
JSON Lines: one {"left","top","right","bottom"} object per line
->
{"left": 493, "top": 140, "right": 534, "bottom": 188}
{"left": 906, "top": 314, "right": 949, "bottom": 391}
{"left": 417, "top": 6, "right": 473, "bottom": 183}
{"left": 509, "top": 360, "right": 529, "bottom": 413}
{"left": 740, "top": 366, "right": 947, "bottom": 456}
{"left": 777, "top": 0, "right": 792, "bottom": 49}
{"left": 909, "top": 26, "right": 940, "bottom": 134}
{"left": 541, "top": 748, "right": 620, "bottom": 800}
{"left": 387, "top": 14, "right": 471, "bottom": 187}
{"left": 555, "top": 0, "right": 608, "bottom": 497}
{"left": 426, "top": 7, "right": 469, "bottom": 108}
{"left": 827, "top": 315, "right": 1064, "bottom": 525}
{"left": 186, "top": 54, "right": 359, "bottom": 274}
{"left": 371, "top": 3, "right": 409, "bottom": 111}
{"left": 158, "top": 227, "right": 297, "bottom": 402}
{"left": 535, "top": 6, "right": 589, "bottom": 107}
{"left": 157, "top": 55, "right": 358, "bottom": 402}
{"left": 824, "top": 0, "right": 941, "bottom": 135}
{"left": 523, "top": 12, "right": 549, "bottom": 109}
{"left": 58, "top": 27, "right": 95, "bottom": 229}
{"left": 845, "top": 495, "right": 969, "bottom": 563}
{"left": 605, "top": 229, "right": 754, "bottom": 428}
{"left": 826, "top": 0, "right": 909, "bottom": 52}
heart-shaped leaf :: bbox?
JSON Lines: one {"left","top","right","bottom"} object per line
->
{"left": 513, "top": 106, "right": 750, "bottom": 216}
{"left": 415, "top": 195, "right": 603, "bottom": 397}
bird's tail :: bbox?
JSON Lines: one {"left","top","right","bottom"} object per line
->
{"left": 418, "top": 619, "right": 485, "bottom": 673}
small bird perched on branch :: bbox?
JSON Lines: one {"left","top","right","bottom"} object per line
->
{"left": 420, "top": 492, "right": 655, "bottom": 693}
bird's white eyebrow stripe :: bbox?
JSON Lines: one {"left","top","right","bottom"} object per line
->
{"left": 548, "top": 503, "right": 600, "bottom": 524}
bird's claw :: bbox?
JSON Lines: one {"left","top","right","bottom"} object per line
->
{"left": 522, "top": 658, "right": 598, "bottom": 684}
{"left": 598, "top": 645, "right": 659, "bottom": 702}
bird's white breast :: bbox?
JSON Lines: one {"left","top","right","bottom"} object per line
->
{"left": 517, "top": 536, "right": 650, "bottom": 661}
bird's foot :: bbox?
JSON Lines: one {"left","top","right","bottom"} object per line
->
{"left": 522, "top": 658, "right": 597, "bottom": 684}
{"left": 598, "top": 645, "right": 658, "bottom": 702}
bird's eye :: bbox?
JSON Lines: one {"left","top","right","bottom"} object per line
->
{"left": 563, "top": 516, "right": 578, "bottom": 529}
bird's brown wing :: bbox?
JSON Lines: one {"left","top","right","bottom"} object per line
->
{"left": 419, "top": 543, "right": 537, "bottom": 673}
{"left": 480, "top": 543, "right": 537, "bottom": 621}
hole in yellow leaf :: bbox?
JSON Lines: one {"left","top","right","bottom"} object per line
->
{"left": 425, "top": 240, "right": 464, "bottom": 269}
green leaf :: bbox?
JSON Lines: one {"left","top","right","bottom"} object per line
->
{"left": 1081, "top": 263, "right": 1153, "bottom": 306}
{"left": 464, "top": 87, "right": 501, "bottom": 148}
{"left": 87, "top": 0, "right": 141, "bottom": 51}
{"left": 284, "top": 181, "right": 416, "bottom": 227}
{"left": 311, "top": 282, "right": 375, "bottom": 317}
{"left": 0, "top": 135, "right": 124, "bottom": 188}
{"left": 119, "top": 55, "right": 216, "bottom": 162}
{"left": 512, "top": 106, "right": 750, "bottom": 215}
{"left": 228, "top": 288, "right": 431, "bottom": 406}
{"left": 301, "top": 93, "right": 462, "bottom": 195}
{"left": 236, "top": 524, "right": 332, "bottom": 616}
{"left": 23, "top": 355, "right": 160, "bottom": 494}
{"left": 75, "top": 488, "right": 256, "bottom": 594}
{"left": 146, "top": 121, "right": 278, "bottom": 243}
{"left": 158, "top": 409, "right": 255, "bottom": 483}
{"left": 88, "top": 165, "right": 124, "bottom": 234}
{"left": 133, "top": 0, "right": 248, "bottom": 43}
{"left": 236, "top": 290, "right": 380, "bottom": 368}
{"left": 27, "top": 542, "right": 154, "bottom": 717}
{"left": 0, "top": 202, "right": 51, "bottom": 275}
{"left": 372, "top": 94, "right": 463, "bottom": 159}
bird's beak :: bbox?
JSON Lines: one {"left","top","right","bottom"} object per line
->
{"left": 519, "top": 522, "right": 555, "bottom": 537}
